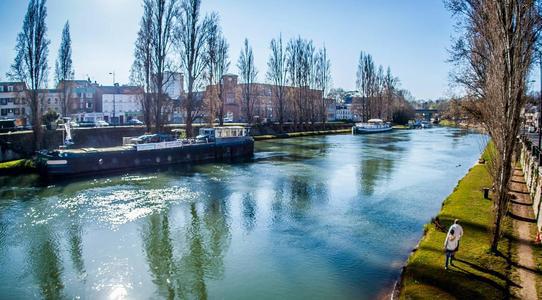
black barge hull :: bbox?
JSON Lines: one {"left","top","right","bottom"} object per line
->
{"left": 37, "top": 138, "right": 254, "bottom": 177}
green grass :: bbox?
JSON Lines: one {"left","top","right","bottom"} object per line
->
{"left": 253, "top": 129, "right": 351, "bottom": 141}
{"left": 0, "top": 159, "right": 34, "bottom": 169}
{"left": 399, "top": 161, "right": 515, "bottom": 299}
{"left": 439, "top": 119, "right": 458, "bottom": 127}
{"left": 0, "top": 159, "right": 35, "bottom": 176}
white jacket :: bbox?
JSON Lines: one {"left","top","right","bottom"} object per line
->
{"left": 445, "top": 232, "right": 459, "bottom": 251}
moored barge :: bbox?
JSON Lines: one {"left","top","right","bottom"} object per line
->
{"left": 37, "top": 126, "right": 254, "bottom": 177}
{"left": 352, "top": 119, "right": 393, "bottom": 134}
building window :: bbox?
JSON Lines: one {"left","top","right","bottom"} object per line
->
{"left": 226, "top": 95, "right": 235, "bottom": 104}
{"left": 0, "top": 98, "right": 7, "bottom": 105}
{"left": 48, "top": 98, "right": 51, "bottom": 104}
{"left": 1, "top": 109, "right": 7, "bottom": 116}
{"left": 21, "top": 108, "right": 25, "bottom": 115}
{"left": 86, "top": 102, "right": 92, "bottom": 109}
{"left": 14, "top": 98, "right": 19, "bottom": 105}
{"left": 14, "top": 108, "right": 20, "bottom": 115}
{"left": 7, "top": 86, "right": 13, "bottom": 92}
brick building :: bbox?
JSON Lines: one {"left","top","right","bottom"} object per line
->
{"left": 203, "top": 74, "right": 327, "bottom": 123}
{"left": 0, "top": 82, "right": 28, "bottom": 125}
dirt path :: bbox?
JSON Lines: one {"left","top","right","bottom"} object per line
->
{"left": 509, "top": 169, "right": 537, "bottom": 300}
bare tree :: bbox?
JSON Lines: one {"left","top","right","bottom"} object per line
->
{"left": 446, "top": 0, "right": 541, "bottom": 252}
{"left": 176, "top": 0, "right": 214, "bottom": 136}
{"left": 216, "top": 37, "right": 230, "bottom": 126}
{"left": 55, "top": 21, "right": 74, "bottom": 117}
{"left": 267, "top": 34, "right": 288, "bottom": 131}
{"left": 238, "top": 38, "right": 258, "bottom": 124}
{"left": 315, "top": 45, "right": 332, "bottom": 125}
{"left": 356, "top": 51, "right": 376, "bottom": 122}
{"left": 204, "top": 18, "right": 229, "bottom": 127}
{"left": 131, "top": 1, "right": 154, "bottom": 132}
{"left": 131, "top": 0, "right": 177, "bottom": 132}
{"left": 374, "top": 65, "right": 385, "bottom": 119}
{"left": 8, "top": 0, "right": 50, "bottom": 150}
{"left": 383, "top": 66, "right": 398, "bottom": 121}
{"left": 286, "top": 37, "right": 318, "bottom": 128}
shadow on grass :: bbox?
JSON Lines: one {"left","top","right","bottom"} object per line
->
{"left": 405, "top": 258, "right": 509, "bottom": 299}
{"left": 510, "top": 199, "right": 534, "bottom": 206}
{"left": 509, "top": 189, "right": 530, "bottom": 195}
{"left": 507, "top": 211, "right": 536, "bottom": 224}
{"left": 493, "top": 244, "right": 542, "bottom": 277}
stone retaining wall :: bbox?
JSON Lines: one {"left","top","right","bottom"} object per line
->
{"left": 519, "top": 137, "right": 542, "bottom": 230}
{"left": 0, "top": 122, "right": 352, "bottom": 162}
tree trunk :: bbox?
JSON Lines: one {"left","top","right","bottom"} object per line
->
{"left": 186, "top": 91, "right": 193, "bottom": 138}
{"left": 30, "top": 90, "right": 42, "bottom": 151}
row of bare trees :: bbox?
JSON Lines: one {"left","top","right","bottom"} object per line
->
{"left": 446, "top": 0, "right": 541, "bottom": 252}
{"left": 7, "top": 0, "right": 74, "bottom": 150}
{"left": 265, "top": 36, "right": 332, "bottom": 130}
{"left": 131, "top": 0, "right": 222, "bottom": 135}
{"left": 354, "top": 51, "right": 403, "bottom": 122}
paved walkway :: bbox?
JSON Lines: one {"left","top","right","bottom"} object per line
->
{"left": 510, "top": 169, "right": 538, "bottom": 300}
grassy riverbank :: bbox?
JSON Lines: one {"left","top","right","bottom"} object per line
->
{"left": 0, "top": 159, "right": 35, "bottom": 175}
{"left": 438, "top": 119, "right": 458, "bottom": 127}
{"left": 253, "top": 128, "right": 351, "bottom": 141}
{"left": 399, "top": 149, "right": 515, "bottom": 299}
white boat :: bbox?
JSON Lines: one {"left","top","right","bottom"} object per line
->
{"left": 352, "top": 119, "right": 393, "bottom": 134}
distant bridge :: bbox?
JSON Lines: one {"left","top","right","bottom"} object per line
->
{"left": 415, "top": 109, "right": 439, "bottom": 121}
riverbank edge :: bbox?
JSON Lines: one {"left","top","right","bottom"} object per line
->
{"left": 0, "top": 129, "right": 353, "bottom": 176}
{"left": 0, "top": 159, "right": 36, "bottom": 176}
{"left": 253, "top": 128, "right": 352, "bottom": 141}
{"left": 392, "top": 146, "right": 516, "bottom": 299}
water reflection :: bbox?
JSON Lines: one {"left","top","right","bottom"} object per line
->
{"left": 0, "top": 128, "right": 486, "bottom": 299}
{"left": 68, "top": 221, "right": 86, "bottom": 280}
{"left": 359, "top": 158, "right": 394, "bottom": 195}
{"left": 142, "top": 213, "right": 175, "bottom": 299}
{"left": 27, "top": 226, "right": 64, "bottom": 299}
{"left": 242, "top": 193, "right": 257, "bottom": 232}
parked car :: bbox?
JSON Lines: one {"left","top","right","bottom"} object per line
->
{"left": 78, "top": 121, "right": 95, "bottom": 127}
{"left": 96, "top": 120, "right": 109, "bottom": 127}
{"left": 126, "top": 119, "right": 144, "bottom": 125}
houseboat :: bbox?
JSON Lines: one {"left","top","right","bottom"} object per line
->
{"left": 352, "top": 119, "right": 393, "bottom": 134}
{"left": 37, "top": 126, "right": 254, "bottom": 177}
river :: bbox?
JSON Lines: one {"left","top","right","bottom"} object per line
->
{"left": 0, "top": 127, "right": 486, "bottom": 299}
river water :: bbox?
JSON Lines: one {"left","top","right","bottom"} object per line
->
{"left": 0, "top": 127, "right": 486, "bottom": 299}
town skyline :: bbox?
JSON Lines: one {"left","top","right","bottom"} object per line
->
{"left": 0, "top": 0, "right": 456, "bottom": 100}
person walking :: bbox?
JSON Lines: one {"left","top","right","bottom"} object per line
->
{"left": 448, "top": 219, "right": 463, "bottom": 259}
{"left": 449, "top": 219, "right": 463, "bottom": 239}
{"left": 444, "top": 229, "right": 458, "bottom": 270}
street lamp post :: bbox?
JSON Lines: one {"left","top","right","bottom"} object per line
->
{"left": 109, "top": 72, "right": 116, "bottom": 125}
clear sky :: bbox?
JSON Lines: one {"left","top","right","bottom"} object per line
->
{"left": 0, "top": 0, "right": 457, "bottom": 100}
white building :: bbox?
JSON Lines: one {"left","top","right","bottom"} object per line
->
{"left": 335, "top": 104, "right": 353, "bottom": 121}
{"left": 39, "top": 89, "right": 62, "bottom": 115}
{"left": 163, "top": 72, "right": 183, "bottom": 100}
{"left": 0, "top": 82, "right": 29, "bottom": 124}
{"left": 102, "top": 86, "right": 143, "bottom": 124}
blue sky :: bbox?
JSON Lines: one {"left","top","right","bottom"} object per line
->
{"left": 0, "top": 0, "right": 457, "bottom": 99}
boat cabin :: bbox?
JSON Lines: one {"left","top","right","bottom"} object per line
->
{"left": 197, "top": 126, "right": 250, "bottom": 142}
{"left": 367, "top": 119, "right": 384, "bottom": 124}
{"left": 131, "top": 134, "right": 176, "bottom": 144}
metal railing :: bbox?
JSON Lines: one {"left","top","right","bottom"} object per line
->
{"left": 520, "top": 134, "right": 542, "bottom": 166}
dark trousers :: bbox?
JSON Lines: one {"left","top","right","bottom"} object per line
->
{"left": 445, "top": 249, "right": 454, "bottom": 268}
